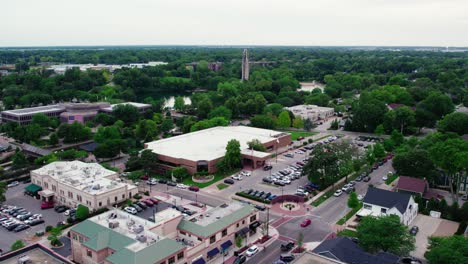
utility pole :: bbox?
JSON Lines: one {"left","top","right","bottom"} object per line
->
{"left": 266, "top": 207, "right": 270, "bottom": 237}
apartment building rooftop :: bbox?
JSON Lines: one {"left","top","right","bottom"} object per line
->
{"left": 101, "top": 102, "right": 152, "bottom": 112}
{"left": 72, "top": 209, "right": 185, "bottom": 264}
{"left": 178, "top": 203, "right": 256, "bottom": 238}
{"left": 32, "top": 161, "right": 126, "bottom": 195}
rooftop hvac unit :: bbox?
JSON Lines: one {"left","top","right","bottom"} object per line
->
{"left": 92, "top": 184, "right": 101, "bottom": 190}
{"left": 136, "top": 234, "right": 147, "bottom": 242}
{"left": 131, "top": 225, "right": 144, "bottom": 234}
{"left": 108, "top": 221, "right": 119, "bottom": 229}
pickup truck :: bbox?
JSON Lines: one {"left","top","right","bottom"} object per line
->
{"left": 280, "top": 241, "right": 295, "bottom": 251}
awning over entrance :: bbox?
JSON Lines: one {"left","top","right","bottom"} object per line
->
{"left": 249, "top": 221, "right": 261, "bottom": 229}
{"left": 207, "top": 247, "right": 220, "bottom": 258}
{"left": 25, "top": 184, "right": 42, "bottom": 194}
{"left": 39, "top": 189, "right": 55, "bottom": 197}
{"left": 236, "top": 227, "right": 250, "bottom": 237}
{"left": 192, "top": 258, "right": 206, "bottom": 264}
{"left": 220, "top": 240, "right": 233, "bottom": 251}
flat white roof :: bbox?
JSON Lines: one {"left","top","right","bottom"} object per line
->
{"left": 101, "top": 102, "right": 152, "bottom": 111}
{"left": 287, "top": 104, "right": 334, "bottom": 112}
{"left": 190, "top": 202, "right": 243, "bottom": 226}
{"left": 32, "top": 161, "right": 135, "bottom": 195}
{"left": 145, "top": 126, "right": 286, "bottom": 161}
{"left": 2, "top": 105, "right": 65, "bottom": 116}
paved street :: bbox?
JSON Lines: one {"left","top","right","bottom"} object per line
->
{"left": 312, "top": 160, "right": 395, "bottom": 224}
{"left": 245, "top": 240, "right": 282, "bottom": 264}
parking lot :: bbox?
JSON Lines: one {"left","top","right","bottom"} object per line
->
{"left": 1, "top": 182, "right": 65, "bottom": 252}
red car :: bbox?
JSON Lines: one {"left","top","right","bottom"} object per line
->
{"left": 140, "top": 175, "right": 149, "bottom": 180}
{"left": 149, "top": 198, "right": 159, "bottom": 204}
{"left": 300, "top": 218, "right": 312, "bottom": 227}
{"left": 143, "top": 199, "right": 154, "bottom": 206}
{"left": 188, "top": 186, "right": 200, "bottom": 192}
{"left": 297, "top": 136, "right": 305, "bottom": 141}
{"left": 41, "top": 201, "right": 54, "bottom": 210}
{"left": 296, "top": 161, "right": 305, "bottom": 166}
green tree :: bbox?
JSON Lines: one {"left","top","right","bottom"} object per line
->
{"left": 76, "top": 205, "right": 90, "bottom": 220}
{"left": 292, "top": 116, "right": 304, "bottom": 129}
{"left": 437, "top": 112, "right": 468, "bottom": 135}
{"left": 0, "top": 182, "right": 6, "bottom": 203}
{"left": 12, "top": 150, "right": 28, "bottom": 169}
{"left": 303, "top": 118, "right": 315, "bottom": 131}
{"left": 297, "top": 232, "right": 304, "bottom": 251}
{"left": 170, "top": 167, "right": 190, "bottom": 182}
{"left": 161, "top": 118, "right": 175, "bottom": 134}
{"left": 277, "top": 111, "right": 291, "bottom": 128}
{"left": 383, "top": 107, "right": 416, "bottom": 134}
{"left": 112, "top": 104, "right": 141, "bottom": 125}
{"left": 372, "top": 143, "right": 386, "bottom": 160}
{"left": 208, "top": 106, "right": 232, "bottom": 120}
{"left": 173, "top": 96, "right": 186, "bottom": 111}
{"left": 250, "top": 115, "right": 276, "bottom": 129}
{"left": 140, "top": 149, "right": 158, "bottom": 174}
{"left": 235, "top": 235, "right": 243, "bottom": 248}
{"left": 347, "top": 192, "right": 359, "bottom": 209}
{"left": 49, "top": 133, "right": 59, "bottom": 146}
{"left": 247, "top": 139, "right": 267, "bottom": 152}
{"left": 196, "top": 98, "right": 213, "bottom": 119}
{"left": 357, "top": 214, "right": 415, "bottom": 256}
{"left": 263, "top": 103, "right": 284, "bottom": 117}
{"left": 94, "top": 126, "right": 121, "bottom": 143}
{"left": 426, "top": 236, "right": 468, "bottom": 264}
{"left": 219, "top": 139, "right": 242, "bottom": 172}
{"left": 329, "top": 119, "right": 339, "bottom": 130}
{"left": 393, "top": 149, "right": 437, "bottom": 181}
{"left": 375, "top": 124, "right": 385, "bottom": 136}
{"left": 11, "top": 240, "right": 25, "bottom": 251}
{"left": 32, "top": 113, "right": 51, "bottom": 128}
{"left": 417, "top": 92, "right": 454, "bottom": 120}
{"left": 136, "top": 119, "right": 158, "bottom": 141}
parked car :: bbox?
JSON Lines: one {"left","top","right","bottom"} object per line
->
{"left": 188, "top": 186, "right": 200, "bottom": 192}
{"left": 146, "top": 179, "right": 157, "bottom": 185}
{"left": 140, "top": 175, "right": 149, "bottom": 180}
{"left": 334, "top": 190, "right": 343, "bottom": 197}
{"left": 232, "top": 174, "right": 243, "bottom": 181}
{"left": 399, "top": 257, "right": 423, "bottom": 264}
{"left": 233, "top": 255, "right": 247, "bottom": 264}
{"left": 382, "top": 175, "right": 388, "bottom": 181}
{"left": 41, "top": 201, "right": 54, "bottom": 209}
{"left": 224, "top": 179, "right": 235, "bottom": 185}
{"left": 158, "top": 179, "right": 168, "bottom": 184}
{"left": 7, "top": 181, "right": 19, "bottom": 188}
{"left": 280, "top": 253, "right": 295, "bottom": 262}
{"left": 54, "top": 205, "right": 68, "bottom": 213}
{"left": 357, "top": 194, "right": 364, "bottom": 201}
{"left": 176, "top": 183, "right": 188, "bottom": 189}
{"left": 284, "top": 153, "right": 294, "bottom": 158}
{"left": 363, "top": 176, "right": 371, "bottom": 182}
{"left": 300, "top": 218, "right": 312, "bottom": 227}
{"left": 280, "top": 241, "right": 295, "bottom": 251}
{"left": 240, "top": 171, "right": 251, "bottom": 177}
{"left": 263, "top": 165, "right": 273, "bottom": 171}
{"left": 263, "top": 177, "right": 273, "bottom": 183}
{"left": 28, "top": 219, "right": 45, "bottom": 226}
{"left": 132, "top": 204, "right": 143, "bottom": 212}
{"left": 13, "top": 224, "right": 30, "bottom": 232}
{"left": 143, "top": 199, "right": 154, "bottom": 206}
{"left": 136, "top": 202, "right": 148, "bottom": 210}
{"left": 167, "top": 181, "right": 177, "bottom": 187}
{"left": 245, "top": 245, "right": 259, "bottom": 257}
{"left": 64, "top": 209, "right": 76, "bottom": 216}
{"left": 149, "top": 197, "right": 159, "bottom": 204}
{"left": 410, "top": 226, "right": 419, "bottom": 235}
{"left": 297, "top": 136, "right": 305, "bottom": 141}
{"left": 124, "top": 207, "right": 137, "bottom": 215}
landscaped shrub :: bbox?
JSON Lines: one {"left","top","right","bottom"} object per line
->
{"left": 45, "top": 225, "right": 53, "bottom": 232}
{"left": 133, "top": 194, "right": 142, "bottom": 199}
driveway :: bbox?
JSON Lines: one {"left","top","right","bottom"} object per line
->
{"left": 411, "top": 214, "right": 459, "bottom": 260}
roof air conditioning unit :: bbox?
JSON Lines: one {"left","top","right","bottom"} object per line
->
{"left": 108, "top": 221, "right": 119, "bottom": 229}
{"left": 136, "top": 234, "right": 147, "bottom": 242}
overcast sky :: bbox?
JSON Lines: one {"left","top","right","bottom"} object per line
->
{"left": 2, "top": 0, "right": 467, "bottom": 47}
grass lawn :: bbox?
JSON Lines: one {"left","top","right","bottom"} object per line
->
{"left": 288, "top": 131, "right": 318, "bottom": 141}
{"left": 385, "top": 174, "right": 399, "bottom": 185}
{"left": 337, "top": 229, "right": 358, "bottom": 238}
{"left": 336, "top": 203, "right": 363, "bottom": 225}
{"left": 311, "top": 189, "right": 335, "bottom": 207}
{"left": 183, "top": 169, "right": 239, "bottom": 188}
{"left": 217, "top": 183, "right": 229, "bottom": 190}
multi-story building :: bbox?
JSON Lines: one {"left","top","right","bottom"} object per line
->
{"left": 70, "top": 202, "right": 259, "bottom": 264}
{"left": 286, "top": 105, "right": 335, "bottom": 122}
{"left": 1, "top": 104, "right": 66, "bottom": 125}
{"left": 1, "top": 102, "right": 152, "bottom": 125}
{"left": 30, "top": 161, "right": 137, "bottom": 210}
{"left": 144, "top": 126, "right": 291, "bottom": 174}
